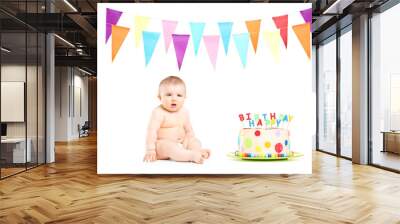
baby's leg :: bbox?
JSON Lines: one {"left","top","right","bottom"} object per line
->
{"left": 156, "top": 140, "right": 203, "bottom": 164}
{"left": 185, "top": 137, "right": 210, "bottom": 159}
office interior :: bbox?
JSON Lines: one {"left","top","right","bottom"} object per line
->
{"left": 0, "top": 0, "right": 399, "bottom": 222}
{"left": 0, "top": 0, "right": 97, "bottom": 178}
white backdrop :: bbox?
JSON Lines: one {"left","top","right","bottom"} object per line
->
{"left": 98, "top": 3, "right": 313, "bottom": 174}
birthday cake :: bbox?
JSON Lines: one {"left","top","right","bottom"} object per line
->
{"left": 236, "top": 113, "right": 293, "bottom": 159}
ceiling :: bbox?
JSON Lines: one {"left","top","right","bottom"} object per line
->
{"left": 0, "top": 0, "right": 392, "bottom": 75}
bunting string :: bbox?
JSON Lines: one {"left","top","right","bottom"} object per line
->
{"left": 107, "top": 8, "right": 311, "bottom": 69}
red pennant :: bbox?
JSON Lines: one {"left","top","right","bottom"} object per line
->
{"left": 280, "top": 27, "right": 288, "bottom": 48}
{"left": 272, "top": 15, "right": 288, "bottom": 28}
{"left": 272, "top": 15, "right": 288, "bottom": 48}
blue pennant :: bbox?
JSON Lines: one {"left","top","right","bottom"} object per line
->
{"left": 189, "top": 22, "right": 206, "bottom": 56}
{"left": 142, "top": 31, "right": 160, "bottom": 66}
{"left": 233, "top": 33, "right": 249, "bottom": 68}
{"left": 218, "top": 22, "right": 233, "bottom": 55}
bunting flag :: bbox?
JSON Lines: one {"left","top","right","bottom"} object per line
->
{"left": 134, "top": 16, "right": 150, "bottom": 48}
{"left": 264, "top": 30, "right": 281, "bottom": 63}
{"left": 142, "top": 31, "right": 161, "bottom": 66}
{"left": 245, "top": 20, "right": 261, "bottom": 53}
{"left": 203, "top": 35, "right": 220, "bottom": 70}
{"left": 108, "top": 11, "right": 311, "bottom": 66}
{"left": 300, "top": 8, "right": 312, "bottom": 23}
{"left": 233, "top": 33, "right": 250, "bottom": 68}
{"left": 172, "top": 34, "right": 190, "bottom": 70}
{"left": 106, "top": 8, "right": 123, "bottom": 43}
{"left": 292, "top": 23, "right": 311, "bottom": 59}
{"left": 218, "top": 22, "right": 233, "bottom": 55}
{"left": 272, "top": 15, "right": 288, "bottom": 48}
{"left": 112, "top": 25, "right": 130, "bottom": 61}
{"left": 190, "top": 22, "right": 206, "bottom": 56}
{"left": 162, "top": 20, "right": 178, "bottom": 52}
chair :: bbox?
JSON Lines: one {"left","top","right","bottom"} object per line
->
{"left": 79, "top": 121, "right": 90, "bottom": 138}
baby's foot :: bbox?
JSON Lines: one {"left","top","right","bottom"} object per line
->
{"left": 191, "top": 151, "right": 204, "bottom": 164}
{"left": 143, "top": 150, "right": 157, "bottom": 162}
{"left": 200, "top": 149, "right": 211, "bottom": 159}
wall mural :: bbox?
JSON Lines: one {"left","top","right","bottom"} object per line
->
{"left": 98, "top": 3, "right": 313, "bottom": 174}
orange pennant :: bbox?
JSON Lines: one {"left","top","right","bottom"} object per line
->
{"left": 245, "top": 20, "right": 261, "bottom": 53}
{"left": 292, "top": 23, "right": 311, "bottom": 59}
{"left": 112, "top": 25, "right": 130, "bottom": 61}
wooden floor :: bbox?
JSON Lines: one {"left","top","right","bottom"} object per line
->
{"left": 1, "top": 167, "right": 26, "bottom": 178}
{"left": 1, "top": 135, "right": 400, "bottom": 223}
{"left": 373, "top": 150, "right": 400, "bottom": 171}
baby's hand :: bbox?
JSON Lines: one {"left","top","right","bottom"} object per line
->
{"left": 143, "top": 150, "right": 157, "bottom": 162}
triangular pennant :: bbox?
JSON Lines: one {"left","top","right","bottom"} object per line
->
{"left": 142, "top": 31, "right": 160, "bottom": 66}
{"left": 162, "top": 20, "right": 178, "bottom": 52}
{"left": 105, "top": 8, "right": 123, "bottom": 43}
{"left": 272, "top": 15, "right": 288, "bottom": 28}
{"left": 189, "top": 22, "right": 206, "bottom": 56}
{"left": 106, "top": 23, "right": 112, "bottom": 43}
{"left": 112, "top": 25, "right": 130, "bottom": 61}
{"left": 172, "top": 34, "right": 190, "bottom": 70}
{"left": 218, "top": 22, "right": 233, "bottom": 55}
{"left": 272, "top": 15, "right": 288, "bottom": 48}
{"left": 279, "top": 28, "right": 288, "bottom": 48}
{"left": 134, "top": 16, "right": 150, "bottom": 48}
{"left": 245, "top": 19, "right": 261, "bottom": 53}
{"left": 292, "top": 23, "right": 311, "bottom": 59}
{"left": 233, "top": 33, "right": 249, "bottom": 68}
{"left": 203, "top": 35, "right": 220, "bottom": 70}
{"left": 264, "top": 29, "right": 281, "bottom": 63}
{"left": 300, "top": 8, "right": 312, "bottom": 23}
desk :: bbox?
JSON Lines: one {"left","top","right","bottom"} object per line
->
{"left": 381, "top": 131, "right": 400, "bottom": 154}
{"left": 1, "top": 138, "right": 31, "bottom": 163}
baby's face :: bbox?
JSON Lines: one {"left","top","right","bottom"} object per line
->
{"left": 159, "top": 84, "right": 186, "bottom": 112}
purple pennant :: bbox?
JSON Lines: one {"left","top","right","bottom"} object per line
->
{"left": 300, "top": 8, "right": 312, "bottom": 24}
{"left": 172, "top": 34, "right": 190, "bottom": 70}
{"left": 106, "top": 8, "right": 123, "bottom": 43}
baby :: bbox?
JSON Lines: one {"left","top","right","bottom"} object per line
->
{"left": 143, "top": 76, "right": 210, "bottom": 164}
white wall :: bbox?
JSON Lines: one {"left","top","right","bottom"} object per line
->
{"left": 55, "top": 67, "right": 89, "bottom": 141}
{"left": 1, "top": 64, "right": 46, "bottom": 163}
{"left": 1, "top": 65, "right": 27, "bottom": 140}
{"left": 55, "top": 66, "right": 70, "bottom": 141}
{"left": 1, "top": 65, "right": 37, "bottom": 137}
{"left": 1, "top": 66, "right": 25, "bottom": 127}
{"left": 73, "top": 73, "right": 89, "bottom": 138}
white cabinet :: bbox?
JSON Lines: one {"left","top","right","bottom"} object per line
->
{"left": 1, "top": 138, "right": 32, "bottom": 163}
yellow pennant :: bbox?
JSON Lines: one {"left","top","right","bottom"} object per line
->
{"left": 135, "top": 16, "right": 150, "bottom": 48}
{"left": 264, "top": 29, "right": 281, "bottom": 63}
